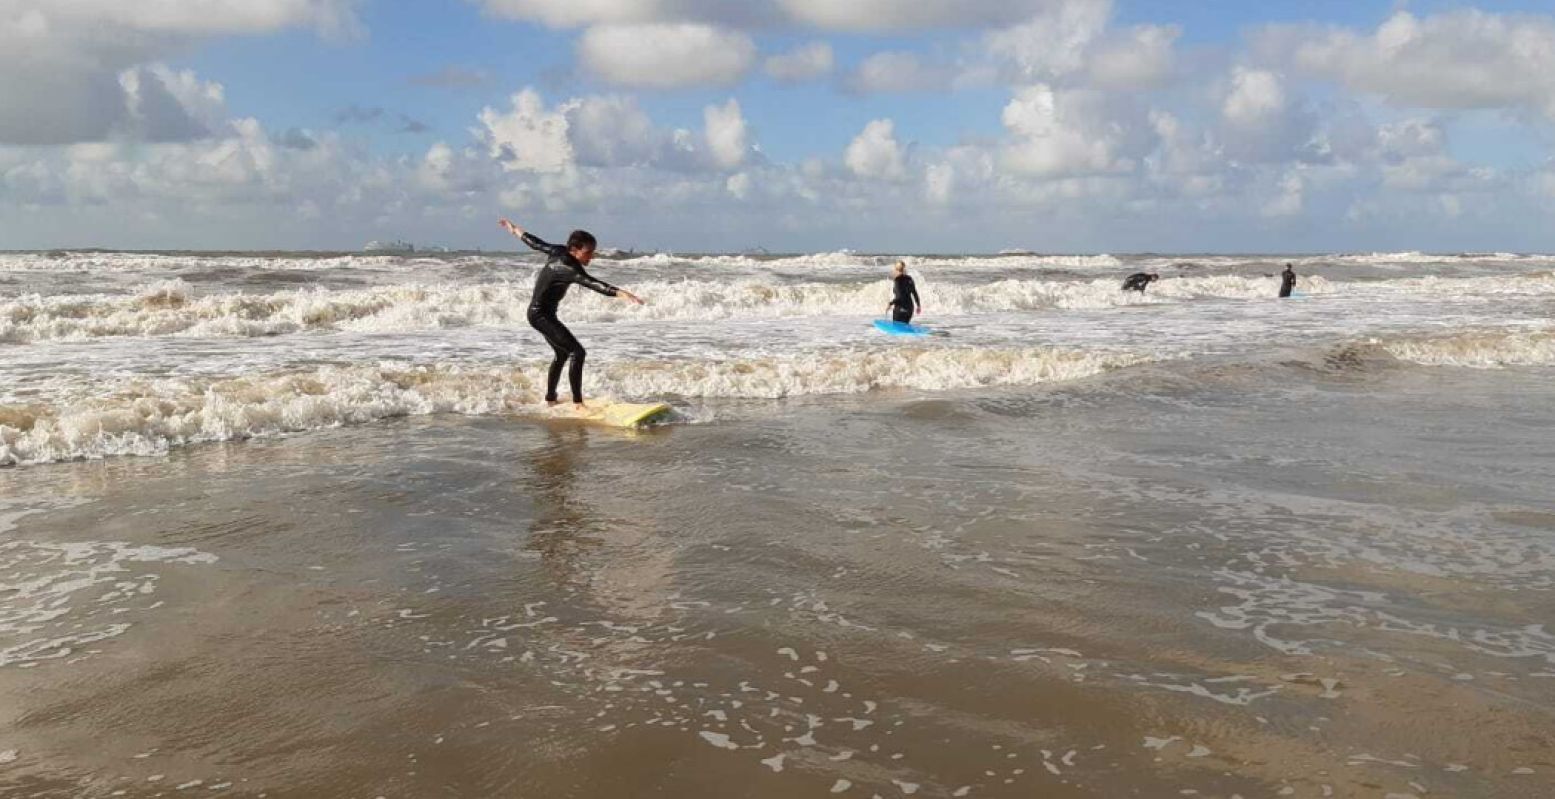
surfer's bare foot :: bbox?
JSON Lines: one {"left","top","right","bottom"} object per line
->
{"left": 545, "top": 398, "right": 561, "bottom": 406}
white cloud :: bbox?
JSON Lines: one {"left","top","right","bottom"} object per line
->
{"left": 119, "top": 64, "right": 228, "bottom": 142}
{"left": 5, "top": 0, "right": 359, "bottom": 36}
{"left": 778, "top": 0, "right": 1060, "bottom": 32}
{"left": 1145, "top": 110, "right": 1220, "bottom": 185}
{"left": 1368, "top": 120, "right": 1496, "bottom": 195}
{"left": 1222, "top": 68, "right": 1285, "bottom": 129}
{"left": 921, "top": 144, "right": 995, "bottom": 206}
{"left": 1000, "top": 84, "right": 1152, "bottom": 177}
{"left": 1218, "top": 67, "right": 1315, "bottom": 163}
{"left": 846, "top": 51, "right": 957, "bottom": 94}
{"left": 1262, "top": 170, "right": 1304, "bottom": 217}
{"left": 726, "top": 171, "right": 752, "bottom": 199}
{"left": 11, "top": 118, "right": 364, "bottom": 211}
{"left": 476, "top": 0, "right": 677, "bottom": 28}
{"left": 477, "top": 90, "right": 574, "bottom": 173}
{"left": 577, "top": 23, "right": 755, "bottom": 89}
{"left": 0, "top": 0, "right": 355, "bottom": 144}
{"left": 764, "top": 42, "right": 834, "bottom": 83}
{"left": 1262, "top": 10, "right": 1555, "bottom": 118}
{"left": 1376, "top": 119, "right": 1445, "bottom": 160}
{"left": 473, "top": 87, "right": 759, "bottom": 180}
{"left": 844, "top": 119, "right": 908, "bottom": 181}
{"left": 476, "top": 0, "right": 1065, "bottom": 32}
{"left": 564, "top": 95, "right": 662, "bottom": 167}
{"left": 985, "top": 0, "right": 1113, "bottom": 83}
{"left": 417, "top": 142, "right": 457, "bottom": 192}
{"left": 703, "top": 99, "right": 750, "bottom": 170}
{"left": 924, "top": 162, "right": 954, "bottom": 205}
{"left": 1086, "top": 25, "right": 1178, "bottom": 89}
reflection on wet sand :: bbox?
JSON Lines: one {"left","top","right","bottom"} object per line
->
{"left": 523, "top": 425, "right": 681, "bottom": 624}
{"left": 524, "top": 427, "right": 605, "bottom": 594}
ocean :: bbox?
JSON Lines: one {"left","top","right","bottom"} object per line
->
{"left": 1, "top": 249, "right": 1552, "bottom": 797}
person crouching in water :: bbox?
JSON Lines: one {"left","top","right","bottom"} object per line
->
{"left": 886, "top": 261, "right": 922, "bottom": 324}
{"left": 1121, "top": 272, "right": 1159, "bottom": 293}
{"left": 1279, "top": 263, "right": 1297, "bottom": 298}
{"left": 499, "top": 218, "right": 644, "bottom": 408}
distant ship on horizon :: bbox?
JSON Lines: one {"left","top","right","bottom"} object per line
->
{"left": 363, "top": 240, "right": 451, "bottom": 253}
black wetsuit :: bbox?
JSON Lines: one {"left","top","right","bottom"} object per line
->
{"left": 1121, "top": 272, "right": 1155, "bottom": 293}
{"left": 889, "top": 274, "right": 920, "bottom": 323}
{"left": 521, "top": 232, "right": 619, "bottom": 403}
{"left": 1279, "top": 268, "right": 1297, "bottom": 298}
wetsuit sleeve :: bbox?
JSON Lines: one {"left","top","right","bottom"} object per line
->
{"left": 520, "top": 232, "right": 566, "bottom": 258}
{"left": 910, "top": 278, "right": 921, "bottom": 307}
{"left": 570, "top": 266, "right": 620, "bottom": 297}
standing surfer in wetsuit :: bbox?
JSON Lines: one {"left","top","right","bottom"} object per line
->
{"left": 1279, "top": 263, "right": 1297, "bottom": 298}
{"left": 1121, "top": 272, "right": 1159, "bottom": 293}
{"left": 500, "top": 219, "right": 643, "bottom": 407}
{"left": 886, "top": 261, "right": 922, "bottom": 324}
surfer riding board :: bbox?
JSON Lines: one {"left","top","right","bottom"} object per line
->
{"left": 499, "top": 218, "right": 672, "bottom": 429}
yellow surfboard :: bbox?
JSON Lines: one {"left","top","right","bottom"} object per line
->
{"left": 564, "top": 401, "right": 674, "bottom": 429}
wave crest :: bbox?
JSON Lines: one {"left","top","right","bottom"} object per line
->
{"left": 2, "top": 275, "right": 1338, "bottom": 344}
{"left": 1377, "top": 328, "right": 1555, "bottom": 368}
{"left": 0, "top": 346, "right": 1148, "bottom": 466}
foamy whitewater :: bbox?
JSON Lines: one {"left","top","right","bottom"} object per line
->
{"left": 2, "top": 249, "right": 1553, "bottom": 466}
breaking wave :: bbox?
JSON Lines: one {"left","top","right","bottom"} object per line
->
{"left": 1376, "top": 328, "right": 1555, "bottom": 368}
{"left": 1, "top": 274, "right": 1342, "bottom": 343}
{"left": 14, "top": 269, "right": 1554, "bottom": 346}
{"left": 0, "top": 346, "right": 1150, "bottom": 466}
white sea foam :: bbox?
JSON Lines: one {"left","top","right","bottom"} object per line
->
{"left": 7, "top": 249, "right": 1551, "bottom": 280}
{"left": 0, "top": 249, "right": 1126, "bottom": 277}
{"left": 640, "top": 251, "right": 1126, "bottom": 271}
{"left": 12, "top": 269, "right": 1555, "bottom": 345}
{"left": 6, "top": 271, "right": 1505, "bottom": 344}
{"left": 1331, "top": 251, "right": 1555, "bottom": 265}
{"left": 0, "top": 251, "right": 469, "bottom": 273}
{"left": 1379, "top": 328, "right": 1555, "bottom": 368}
{"left": 0, "top": 346, "right": 1147, "bottom": 465}
{"left": 0, "top": 540, "right": 216, "bottom": 668}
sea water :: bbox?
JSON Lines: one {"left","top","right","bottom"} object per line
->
{"left": 0, "top": 250, "right": 1551, "bottom": 797}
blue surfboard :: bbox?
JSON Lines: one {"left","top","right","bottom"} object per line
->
{"left": 874, "top": 320, "right": 932, "bottom": 337}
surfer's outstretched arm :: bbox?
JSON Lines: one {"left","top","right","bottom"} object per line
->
{"left": 499, "top": 218, "right": 565, "bottom": 257}
{"left": 572, "top": 267, "right": 620, "bottom": 297}
{"left": 572, "top": 265, "right": 645, "bottom": 306}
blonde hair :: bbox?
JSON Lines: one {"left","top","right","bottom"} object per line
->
{"left": 892, "top": 260, "right": 907, "bottom": 275}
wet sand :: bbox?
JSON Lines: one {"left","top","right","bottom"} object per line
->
{"left": 1, "top": 363, "right": 1552, "bottom": 798}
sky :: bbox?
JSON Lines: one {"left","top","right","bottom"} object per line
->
{"left": 2, "top": 0, "right": 1555, "bottom": 253}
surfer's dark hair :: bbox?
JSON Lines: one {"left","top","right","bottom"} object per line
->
{"left": 567, "top": 230, "right": 597, "bottom": 251}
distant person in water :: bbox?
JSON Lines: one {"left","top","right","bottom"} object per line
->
{"left": 1121, "top": 272, "right": 1159, "bottom": 293}
{"left": 500, "top": 219, "right": 643, "bottom": 408}
{"left": 1279, "top": 263, "right": 1297, "bottom": 298}
{"left": 886, "top": 261, "right": 922, "bottom": 324}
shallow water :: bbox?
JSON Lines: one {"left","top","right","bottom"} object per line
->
{"left": 2, "top": 250, "right": 1553, "bottom": 796}
{"left": 1, "top": 359, "right": 1552, "bottom": 797}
